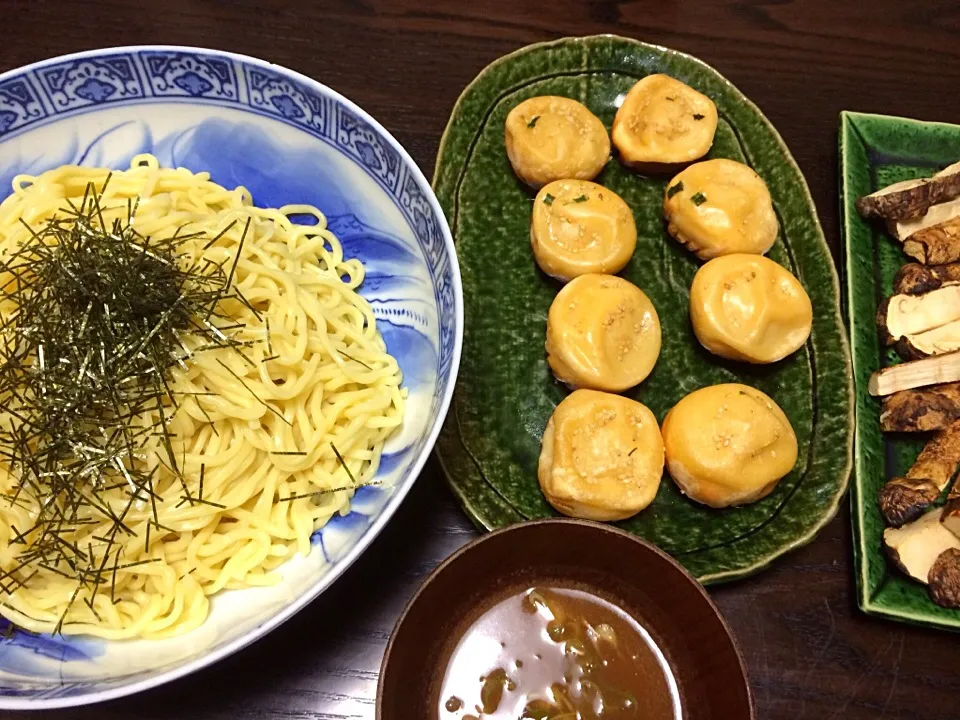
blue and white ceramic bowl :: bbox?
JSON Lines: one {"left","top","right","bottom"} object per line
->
{"left": 0, "top": 46, "right": 462, "bottom": 709}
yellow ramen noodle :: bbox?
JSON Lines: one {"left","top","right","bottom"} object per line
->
{"left": 0, "top": 156, "right": 405, "bottom": 639}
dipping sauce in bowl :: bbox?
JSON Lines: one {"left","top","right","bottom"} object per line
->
{"left": 439, "top": 587, "right": 678, "bottom": 719}
{"left": 378, "top": 519, "right": 753, "bottom": 720}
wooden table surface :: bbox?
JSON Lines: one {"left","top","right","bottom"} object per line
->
{"left": 3, "top": 1, "right": 960, "bottom": 718}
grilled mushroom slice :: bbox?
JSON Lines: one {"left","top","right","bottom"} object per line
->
{"left": 884, "top": 509, "right": 960, "bottom": 608}
{"left": 881, "top": 477, "right": 946, "bottom": 528}
{"left": 869, "top": 352, "right": 960, "bottom": 396}
{"left": 929, "top": 548, "right": 960, "bottom": 608}
{"left": 941, "top": 479, "right": 960, "bottom": 540}
{"left": 878, "top": 419, "right": 960, "bottom": 526}
{"left": 881, "top": 383, "right": 960, "bottom": 432}
{"left": 889, "top": 198, "right": 960, "bottom": 241}
{"left": 877, "top": 284, "right": 960, "bottom": 358}
{"left": 894, "top": 262, "right": 960, "bottom": 296}
{"left": 883, "top": 508, "right": 960, "bottom": 583}
{"left": 902, "top": 216, "right": 960, "bottom": 266}
{"left": 857, "top": 161, "right": 960, "bottom": 221}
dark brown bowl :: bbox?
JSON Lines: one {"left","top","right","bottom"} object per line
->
{"left": 377, "top": 519, "right": 754, "bottom": 719}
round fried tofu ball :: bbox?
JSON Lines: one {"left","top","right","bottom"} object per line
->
{"left": 546, "top": 274, "right": 661, "bottom": 392}
{"left": 505, "top": 96, "right": 610, "bottom": 188}
{"left": 539, "top": 389, "right": 664, "bottom": 521}
{"left": 612, "top": 74, "right": 718, "bottom": 170}
{"left": 531, "top": 180, "right": 637, "bottom": 281}
{"left": 690, "top": 254, "right": 812, "bottom": 363}
{"left": 662, "top": 384, "right": 798, "bottom": 508}
{"left": 663, "top": 159, "right": 778, "bottom": 259}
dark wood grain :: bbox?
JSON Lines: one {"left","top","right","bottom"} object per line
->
{"left": 2, "top": 1, "right": 960, "bottom": 718}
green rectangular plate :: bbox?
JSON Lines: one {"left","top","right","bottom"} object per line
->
{"left": 841, "top": 110, "right": 960, "bottom": 630}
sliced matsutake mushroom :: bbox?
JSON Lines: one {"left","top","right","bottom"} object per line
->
{"left": 902, "top": 215, "right": 960, "bottom": 265}
{"left": 880, "top": 287, "right": 960, "bottom": 339}
{"left": 940, "top": 480, "right": 960, "bottom": 539}
{"left": 889, "top": 196, "right": 960, "bottom": 242}
{"left": 877, "top": 284, "right": 960, "bottom": 358}
{"left": 899, "top": 321, "right": 960, "bottom": 359}
{"left": 878, "top": 418, "right": 960, "bottom": 526}
{"left": 883, "top": 508, "right": 960, "bottom": 586}
{"left": 881, "top": 382, "right": 960, "bottom": 432}
{"left": 929, "top": 548, "right": 960, "bottom": 607}
{"left": 894, "top": 262, "right": 960, "bottom": 296}
{"left": 885, "top": 196, "right": 960, "bottom": 265}
{"left": 927, "top": 470, "right": 960, "bottom": 607}
{"left": 857, "top": 160, "right": 960, "bottom": 221}
{"left": 869, "top": 351, "right": 960, "bottom": 396}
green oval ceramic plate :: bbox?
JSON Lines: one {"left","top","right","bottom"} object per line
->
{"left": 433, "top": 35, "right": 853, "bottom": 584}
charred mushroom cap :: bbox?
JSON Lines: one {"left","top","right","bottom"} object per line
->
{"left": 894, "top": 263, "right": 960, "bottom": 296}
{"left": 883, "top": 507, "right": 960, "bottom": 582}
{"left": 929, "top": 548, "right": 960, "bottom": 608}
{"left": 876, "top": 296, "right": 895, "bottom": 347}
{"left": 902, "top": 217, "right": 960, "bottom": 265}
{"left": 884, "top": 542, "right": 909, "bottom": 577}
{"left": 856, "top": 164, "right": 960, "bottom": 222}
{"left": 881, "top": 383, "right": 960, "bottom": 433}
{"left": 889, "top": 198, "right": 960, "bottom": 241}
{"left": 884, "top": 543, "right": 906, "bottom": 575}
{"left": 896, "top": 336, "right": 933, "bottom": 361}
{"left": 895, "top": 263, "right": 942, "bottom": 295}
{"left": 879, "top": 477, "right": 942, "bottom": 527}
{"left": 877, "top": 423, "right": 960, "bottom": 521}
{"left": 940, "top": 485, "right": 960, "bottom": 539}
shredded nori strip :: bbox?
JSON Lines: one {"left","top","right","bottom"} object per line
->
{"left": 0, "top": 181, "right": 249, "bottom": 630}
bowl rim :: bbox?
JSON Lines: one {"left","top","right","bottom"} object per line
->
{"left": 0, "top": 44, "right": 463, "bottom": 710}
{"left": 376, "top": 517, "right": 755, "bottom": 719}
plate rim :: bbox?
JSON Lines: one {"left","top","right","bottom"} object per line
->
{"left": 840, "top": 108, "right": 960, "bottom": 631}
{"left": 0, "top": 44, "right": 464, "bottom": 709}
{"left": 433, "top": 34, "right": 854, "bottom": 585}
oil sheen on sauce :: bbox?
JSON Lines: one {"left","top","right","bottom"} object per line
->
{"left": 437, "top": 587, "right": 680, "bottom": 719}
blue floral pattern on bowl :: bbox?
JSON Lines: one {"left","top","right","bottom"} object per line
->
{"left": 0, "top": 46, "right": 461, "bottom": 709}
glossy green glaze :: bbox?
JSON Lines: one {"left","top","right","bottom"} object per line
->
{"left": 841, "top": 110, "right": 960, "bottom": 629}
{"left": 434, "top": 36, "right": 852, "bottom": 583}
